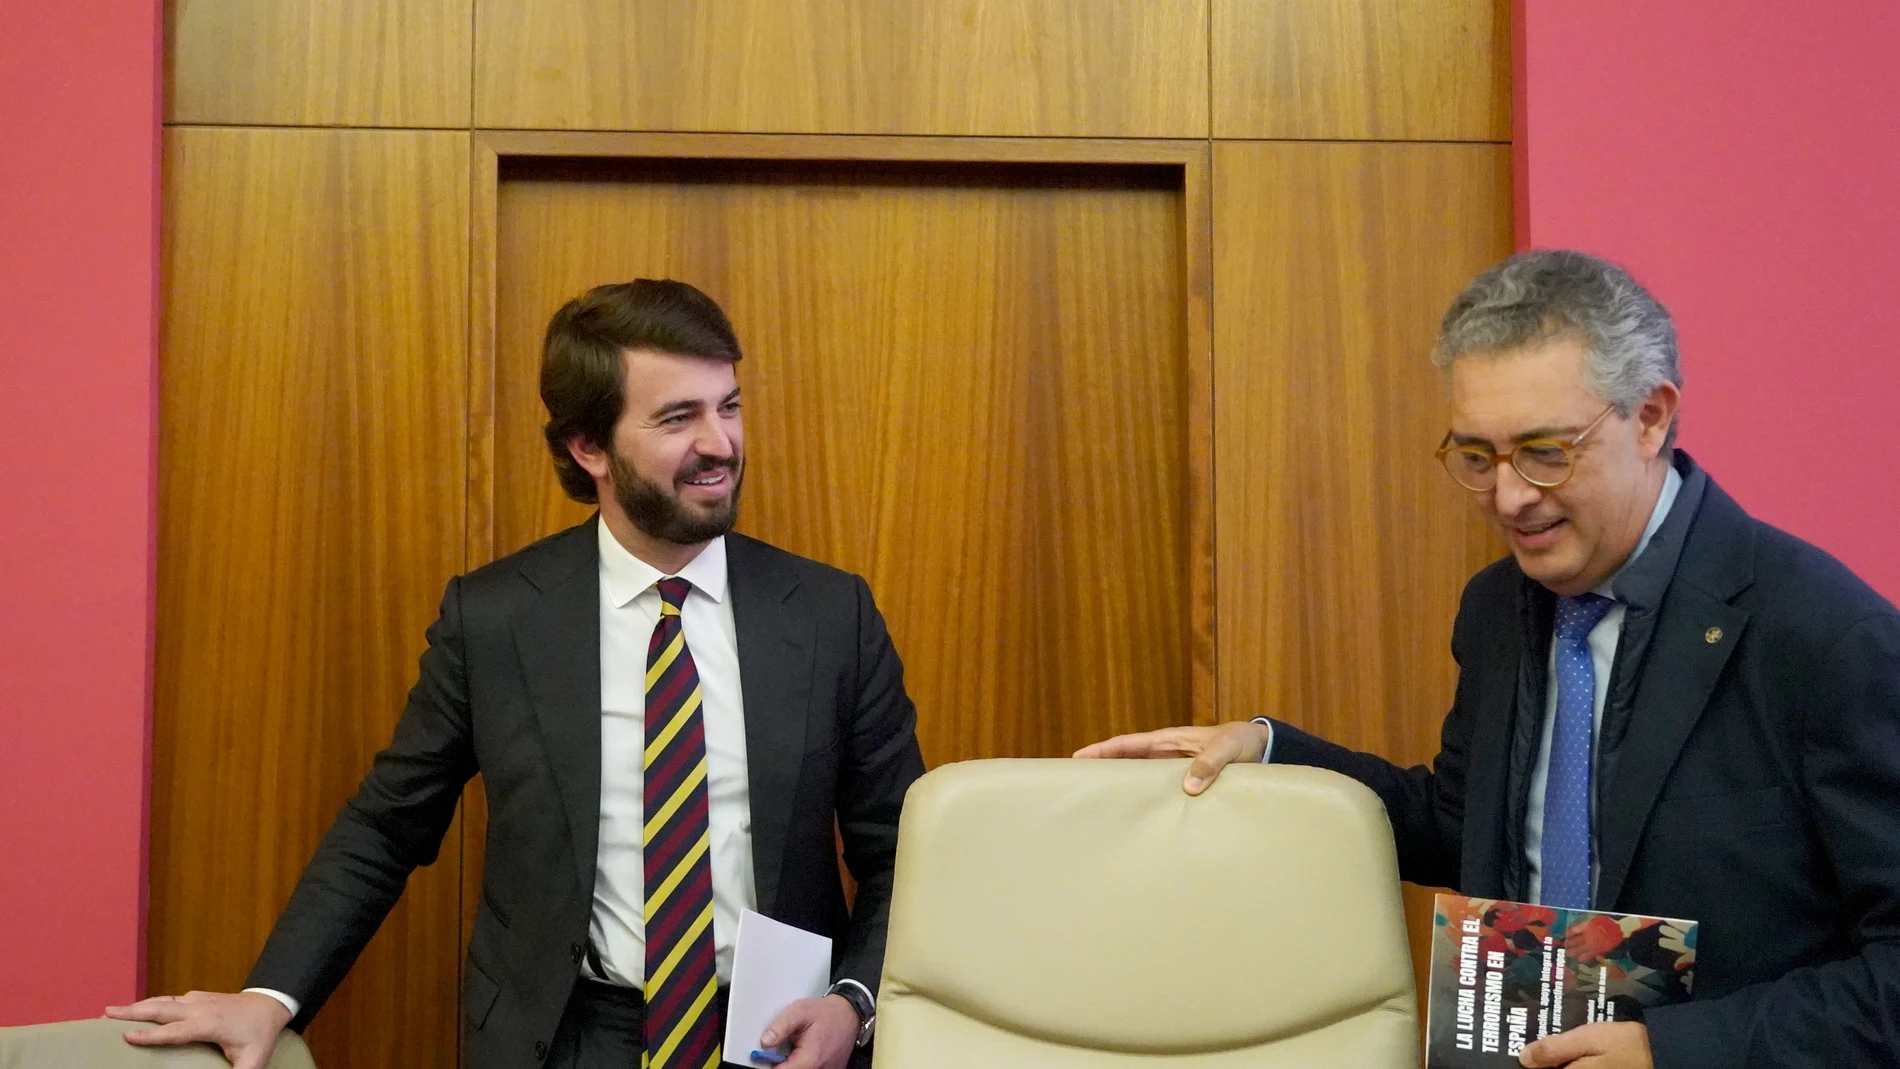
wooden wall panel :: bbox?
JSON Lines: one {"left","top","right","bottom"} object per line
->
{"left": 474, "top": 0, "right": 1208, "bottom": 137}
{"left": 1213, "top": 0, "right": 1511, "bottom": 141}
{"left": 165, "top": 0, "right": 472, "bottom": 127}
{"left": 1211, "top": 140, "right": 1511, "bottom": 1007}
{"left": 490, "top": 160, "right": 1194, "bottom": 764}
{"left": 154, "top": 0, "right": 1518, "bottom": 1051}
{"left": 153, "top": 128, "right": 471, "bottom": 1069}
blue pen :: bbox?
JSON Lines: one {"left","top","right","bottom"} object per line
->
{"left": 749, "top": 1052, "right": 787, "bottom": 1066}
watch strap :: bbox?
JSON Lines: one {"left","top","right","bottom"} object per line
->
{"left": 826, "top": 979, "right": 876, "bottom": 1046}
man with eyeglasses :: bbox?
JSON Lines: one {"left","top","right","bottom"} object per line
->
{"left": 1079, "top": 250, "right": 1900, "bottom": 1069}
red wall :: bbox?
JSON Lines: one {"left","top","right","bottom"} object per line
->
{"left": 1519, "top": 1, "right": 1900, "bottom": 600}
{"left": 0, "top": 1, "right": 162, "bottom": 1022}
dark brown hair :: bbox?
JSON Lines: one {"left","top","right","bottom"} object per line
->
{"left": 541, "top": 279, "right": 743, "bottom": 503}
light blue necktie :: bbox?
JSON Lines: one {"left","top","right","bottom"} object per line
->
{"left": 1541, "top": 592, "right": 1616, "bottom": 909}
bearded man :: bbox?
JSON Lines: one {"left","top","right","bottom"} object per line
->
{"left": 115, "top": 280, "right": 924, "bottom": 1069}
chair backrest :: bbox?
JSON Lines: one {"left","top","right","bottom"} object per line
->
{"left": 874, "top": 759, "right": 1419, "bottom": 1069}
{"left": 0, "top": 1019, "right": 316, "bottom": 1069}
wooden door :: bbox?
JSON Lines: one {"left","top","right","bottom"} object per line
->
{"left": 487, "top": 153, "right": 1204, "bottom": 771}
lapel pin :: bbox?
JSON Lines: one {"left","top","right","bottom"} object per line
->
{"left": 1705, "top": 627, "right": 1723, "bottom": 644}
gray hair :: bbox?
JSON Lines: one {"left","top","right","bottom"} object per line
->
{"left": 1433, "top": 250, "right": 1681, "bottom": 444}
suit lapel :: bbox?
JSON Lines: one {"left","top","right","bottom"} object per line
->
{"left": 1596, "top": 482, "right": 1755, "bottom": 907}
{"left": 1462, "top": 650, "right": 1524, "bottom": 898}
{"left": 1462, "top": 576, "right": 1546, "bottom": 899}
{"left": 728, "top": 534, "right": 814, "bottom": 918}
{"left": 511, "top": 520, "right": 605, "bottom": 891}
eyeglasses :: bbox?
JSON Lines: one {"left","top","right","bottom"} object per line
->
{"left": 1435, "top": 404, "right": 1616, "bottom": 491}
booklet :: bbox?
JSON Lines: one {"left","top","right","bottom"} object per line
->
{"left": 1424, "top": 894, "right": 1698, "bottom": 1068}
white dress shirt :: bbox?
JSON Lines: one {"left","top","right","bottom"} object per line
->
{"left": 591, "top": 526, "right": 758, "bottom": 988}
{"left": 1523, "top": 464, "right": 1682, "bottom": 903}
{"left": 246, "top": 526, "right": 761, "bottom": 1017}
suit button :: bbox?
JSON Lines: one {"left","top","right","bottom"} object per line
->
{"left": 534, "top": 1040, "right": 548, "bottom": 1060}
{"left": 570, "top": 942, "right": 585, "bottom": 963}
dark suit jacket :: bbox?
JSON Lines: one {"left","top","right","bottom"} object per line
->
{"left": 1269, "top": 455, "right": 1900, "bottom": 1069}
{"left": 246, "top": 519, "right": 926, "bottom": 1068}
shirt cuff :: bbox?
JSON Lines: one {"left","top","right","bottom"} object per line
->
{"left": 242, "top": 987, "right": 300, "bottom": 1020}
{"left": 829, "top": 977, "right": 875, "bottom": 1014}
{"left": 1250, "top": 717, "right": 1275, "bottom": 763}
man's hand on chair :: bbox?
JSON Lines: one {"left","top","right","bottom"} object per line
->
{"left": 106, "top": 991, "right": 289, "bottom": 1069}
{"left": 1073, "top": 721, "right": 1272, "bottom": 795}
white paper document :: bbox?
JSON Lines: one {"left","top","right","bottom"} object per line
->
{"left": 723, "top": 908, "right": 834, "bottom": 1065}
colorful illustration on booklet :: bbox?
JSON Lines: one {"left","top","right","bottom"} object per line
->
{"left": 1425, "top": 895, "right": 1697, "bottom": 1068}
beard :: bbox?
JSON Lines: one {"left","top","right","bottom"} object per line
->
{"left": 608, "top": 448, "right": 744, "bottom": 545}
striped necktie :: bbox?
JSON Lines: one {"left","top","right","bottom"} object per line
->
{"left": 1540, "top": 592, "right": 1616, "bottom": 909}
{"left": 643, "top": 577, "right": 723, "bottom": 1069}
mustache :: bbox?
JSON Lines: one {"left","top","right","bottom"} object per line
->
{"left": 676, "top": 455, "right": 740, "bottom": 483}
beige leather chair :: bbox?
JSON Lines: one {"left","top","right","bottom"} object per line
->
{"left": 0, "top": 1019, "right": 315, "bottom": 1068}
{"left": 874, "top": 759, "right": 1419, "bottom": 1069}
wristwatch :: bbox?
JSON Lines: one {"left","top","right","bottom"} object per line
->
{"left": 826, "top": 979, "right": 877, "bottom": 1047}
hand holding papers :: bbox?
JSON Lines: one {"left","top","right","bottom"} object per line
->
{"left": 724, "top": 909, "right": 833, "bottom": 1067}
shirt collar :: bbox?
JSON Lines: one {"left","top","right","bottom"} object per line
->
{"left": 597, "top": 519, "right": 729, "bottom": 608}
{"left": 1593, "top": 459, "right": 1685, "bottom": 599}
